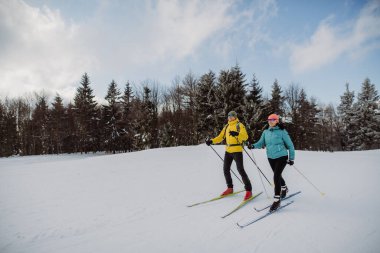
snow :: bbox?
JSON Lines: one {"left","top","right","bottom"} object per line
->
{"left": 1, "top": 146, "right": 379, "bottom": 253}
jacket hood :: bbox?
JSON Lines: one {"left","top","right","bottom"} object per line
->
{"left": 228, "top": 118, "right": 239, "bottom": 125}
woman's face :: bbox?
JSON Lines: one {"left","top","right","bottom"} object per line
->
{"left": 268, "top": 119, "right": 278, "bottom": 127}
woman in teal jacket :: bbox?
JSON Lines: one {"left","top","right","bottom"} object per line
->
{"left": 248, "top": 114, "right": 295, "bottom": 212}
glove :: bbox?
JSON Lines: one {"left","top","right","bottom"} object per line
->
{"left": 229, "top": 131, "right": 239, "bottom": 137}
{"left": 246, "top": 142, "right": 254, "bottom": 149}
{"left": 205, "top": 138, "right": 213, "bottom": 146}
{"left": 288, "top": 160, "right": 294, "bottom": 166}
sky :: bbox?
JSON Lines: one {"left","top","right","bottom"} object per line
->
{"left": 0, "top": 0, "right": 379, "bottom": 106}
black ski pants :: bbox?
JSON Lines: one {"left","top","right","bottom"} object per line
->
{"left": 268, "top": 156, "right": 288, "bottom": 196}
{"left": 223, "top": 152, "right": 252, "bottom": 191}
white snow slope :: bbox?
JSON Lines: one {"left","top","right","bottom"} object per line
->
{"left": 1, "top": 146, "right": 379, "bottom": 253}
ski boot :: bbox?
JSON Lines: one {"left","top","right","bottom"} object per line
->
{"left": 269, "top": 195, "right": 281, "bottom": 212}
{"left": 244, "top": 191, "right": 252, "bottom": 201}
{"left": 281, "top": 185, "right": 288, "bottom": 199}
{"left": 221, "top": 188, "right": 233, "bottom": 196}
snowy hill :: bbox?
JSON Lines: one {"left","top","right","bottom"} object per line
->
{"left": 1, "top": 146, "right": 379, "bottom": 253}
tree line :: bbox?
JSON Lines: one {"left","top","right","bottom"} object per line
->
{"left": 1, "top": 65, "right": 379, "bottom": 157}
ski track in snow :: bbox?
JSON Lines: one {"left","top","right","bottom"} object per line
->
{"left": 0, "top": 147, "right": 380, "bottom": 253}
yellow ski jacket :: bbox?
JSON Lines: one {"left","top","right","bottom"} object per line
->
{"left": 212, "top": 118, "right": 248, "bottom": 153}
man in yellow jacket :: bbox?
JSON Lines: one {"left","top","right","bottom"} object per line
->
{"left": 206, "top": 111, "right": 252, "bottom": 200}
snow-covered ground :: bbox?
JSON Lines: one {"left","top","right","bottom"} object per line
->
{"left": 1, "top": 146, "right": 379, "bottom": 253}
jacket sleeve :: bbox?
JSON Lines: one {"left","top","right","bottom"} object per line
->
{"left": 212, "top": 125, "right": 227, "bottom": 144}
{"left": 237, "top": 123, "right": 248, "bottom": 143}
{"left": 283, "top": 130, "right": 295, "bottom": 160}
{"left": 253, "top": 131, "right": 266, "bottom": 149}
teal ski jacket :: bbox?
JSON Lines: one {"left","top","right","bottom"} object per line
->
{"left": 253, "top": 126, "right": 295, "bottom": 161}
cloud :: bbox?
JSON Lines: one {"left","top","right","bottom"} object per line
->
{"left": 290, "top": 0, "right": 380, "bottom": 74}
{"left": 85, "top": 0, "right": 237, "bottom": 74}
{"left": 0, "top": 0, "right": 97, "bottom": 101}
{"left": 0, "top": 0, "right": 278, "bottom": 101}
{"left": 0, "top": 0, "right": 238, "bottom": 100}
{"left": 206, "top": 0, "right": 278, "bottom": 57}
{"left": 144, "top": 0, "right": 234, "bottom": 61}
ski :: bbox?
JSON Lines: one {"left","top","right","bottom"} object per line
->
{"left": 237, "top": 201, "right": 294, "bottom": 228}
{"left": 221, "top": 191, "right": 263, "bottom": 218}
{"left": 187, "top": 190, "right": 245, "bottom": 207}
{"left": 254, "top": 191, "right": 301, "bottom": 212}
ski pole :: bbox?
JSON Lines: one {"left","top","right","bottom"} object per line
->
{"left": 292, "top": 165, "right": 325, "bottom": 196}
{"left": 250, "top": 149, "right": 270, "bottom": 198}
{"left": 232, "top": 136, "right": 272, "bottom": 187}
{"left": 209, "top": 145, "right": 244, "bottom": 185}
{"left": 242, "top": 147, "right": 273, "bottom": 187}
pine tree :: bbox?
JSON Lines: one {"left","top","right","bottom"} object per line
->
{"left": 182, "top": 71, "right": 198, "bottom": 144}
{"left": 150, "top": 86, "right": 159, "bottom": 148}
{"left": 6, "top": 103, "right": 17, "bottom": 156}
{"left": 131, "top": 97, "right": 145, "bottom": 150}
{"left": 297, "top": 91, "right": 319, "bottom": 150}
{"left": 354, "top": 78, "right": 380, "bottom": 150}
{"left": 284, "top": 85, "right": 318, "bottom": 150}
{"left": 0, "top": 101, "right": 5, "bottom": 156}
{"left": 31, "top": 94, "right": 50, "bottom": 154}
{"left": 337, "top": 83, "right": 357, "bottom": 150}
{"left": 228, "top": 65, "right": 247, "bottom": 117}
{"left": 269, "top": 79, "right": 284, "bottom": 116}
{"left": 63, "top": 102, "right": 77, "bottom": 153}
{"left": 103, "top": 80, "right": 122, "bottom": 154}
{"left": 74, "top": 73, "right": 98, "bottom": 153}
{"left": 14, "top": 98, "right": 34, "bottom": 156}
{"left": 166, "top": 79, "right": 186, "bottom": 146}
{"left": 0, "top": 100, "right": 17, "bottom": 157}
{"left": 0, "top": 100, "right": 7, "bottom": 156}
{"left": 139, "top": 86, "right": 159, "bottom": 149}
{"left": 284, "top": 84, "right": 300, "bottom": 148}
{"left": 216, "top": 65, "right": 247, "bottom": 125}
{"left": 160, "top": 120, "right": 175, "bottom": 147}
{"left": 214, "top": 70, "right": 228, "bottom": 126}
{"left": 120, "top": 82, "right": 135, "bottom": 152}
{"left": 50, "top": 94, "right": 65, "bottom": 154}
{"left": 245, "top": 74, "right": 265, "bottom": 142}
{"left": 318, "top": 104, "right": 340, "bottom": 151}
{"left": 195, "top": 71, "right": 218, "bottom": 140}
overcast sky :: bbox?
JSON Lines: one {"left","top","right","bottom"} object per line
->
{"left": 0, "top": 0, "right": 379, "bottom": 105}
